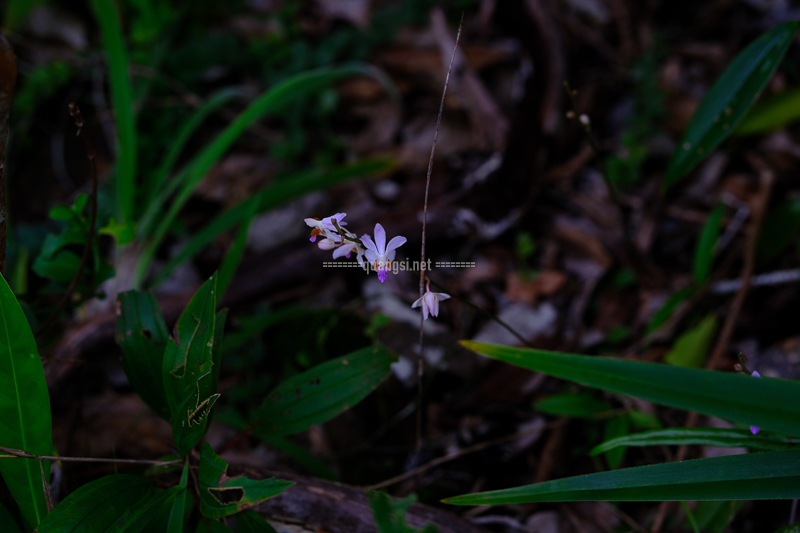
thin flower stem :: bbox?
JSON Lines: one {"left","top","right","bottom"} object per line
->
{"left": 416, "top": 12, "right": 464, "bottom": 461}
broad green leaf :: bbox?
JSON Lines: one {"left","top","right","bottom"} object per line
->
{"left": 459, "top": 341, "right": 800, "bottom": 437}
{"left": 664, "top": 314, "right": 717, "bottom": 368}
{"left": 32, "top": 249, "right": 81, "bottom": 283}
{"left": 35, "top": 474, "right": 163, "bottom": 532}
{"left": 236, "top": 510, "right": 279, "bottom": 533}
{"left": 0, "top": 502, "right": 22, "bottom": 533}
{"left": 91, "top": 0, "right": 136, "bottom": 222}
{"left": 736, "top": 87, "right": 800, "bottom": 135}
{"left": 590, "top": 427, "right": 799, "bottom": 455}
{"left": 369, "top": 491, "right": 439, "bottom": 533}
{"left": 210, "top": 309, "right": 228, "bottom": 408}
{"left": 646, "top": 285, "right": 694, "bottom": 334}
{"left": 757, "top": 196, "right": 800, "bottom": 263}
{"left": 0, "top": 273, "right": 53, "bottom": 529}
{"left": 116, "top": 290, "right": 171, "bottom": 419}
{"left": 137, "top": 65, "right": 389, "bottom": 287}
{"left": 686, "top": 500, "right": 742, "bottom": 533}
{"left": 694, "top": 204, "right": 725, "bottom": 285}
{"left": 49, "top": 206, "right": 74, "bottom": 221}
{"left": 216, "top": 409, "right": 338, "bottom": 480}
{"left": 604, "top": 415, "right": 629, "bottom": 470}
{"left": 162, "top": 274, "right": 219, "bottom": 456}
{"left": 254, "top": 345, "right": 396, "bottom": 435}
{"left": 147, "top": 157, "right": 394, "bottom": 288}
{"left": 775, "top": 524, "right": 800, "bottom": 533}
{"left": 533, "top": 392, "right": 612, "bottom": 418}
{"left": 664, "top": 21, "right": 798, "bottom": 189}
{"left": 443, "top": 449, "right": 800, "bottom": 504}
{"left": 198, "top": 442, "right": 293, "bottom": 518}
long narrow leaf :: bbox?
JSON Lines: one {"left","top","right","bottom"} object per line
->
{"left": 694, "top": 203, "right": 724, "bottom": 285}
{"left": 459, "top": 341, "right": 800, "bottom": 437}
{"left": 590, "top": 428, "right": 799, "bottom": 455}
{"left": 664, "top": 21, "right": 798, "bottom": 189}
{"left": 0, "top": 274, "right": 53, "bottom": 529}
{"left": 148, "top": 157, "right": 394, "bottom": 288}
{"left": 217, "top": 198, "right": 258, "bottom": 300}
{"left": 0, "top": 502, "right": 22, "bottom": 533}
{"left": 443, "top": 449, "right": 800, "bottom": 504}
{"left": 91, "top": 0, "right": 137, "bottom": 222}
{"left": 253, "top": 345, "right": 396, "bottom": 435}
{"left": 137, "top": 65, "right": 383, "bottom": 286}
{"left": 144, "top": 88, "right": 244, "bottom": 211}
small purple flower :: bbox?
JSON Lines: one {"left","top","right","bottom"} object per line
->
{"left": 362, "top": 223, "right": 406, "bottom": 283}
{"left": 412, "top": 282, "right": 450, "bottom": 320}
{"left": 750, "top": 370, "right": 761, "bottom": 435}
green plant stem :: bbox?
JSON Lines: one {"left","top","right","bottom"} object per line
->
{"left": 0, "top": 445, "right": 179, "bottom": 466}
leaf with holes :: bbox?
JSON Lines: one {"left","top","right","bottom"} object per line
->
{"left": 664, "top": 21, "right": 798, "bottom": 189}
{"left": 116, "top": 290, "right": 171, "bottom": 419}
{"left": 0, "top": 274, "right": 53, "bottom": 530}
{"left": 198, "top": 442, "right": 293, "bottom": 519}
{"left": 162, "top": 273, "right": 219, "bottom": 456}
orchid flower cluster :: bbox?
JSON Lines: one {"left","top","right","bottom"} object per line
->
{"left": 304, "top": 213, "right": 449, "bottom": 320}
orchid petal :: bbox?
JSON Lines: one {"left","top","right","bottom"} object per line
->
{"left": 385, "top": 236, "right": 407, "bottom": 253}
{"left": 361, "top": 235, "right": 379, "bottom": 256}
{"left": 374, "top": 223, "right": 387, "bottom": 253}
{"left": 378, "top": 267, "right": 388, "bottom": 283}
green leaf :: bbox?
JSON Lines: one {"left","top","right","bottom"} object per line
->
{"left": 146, "top": 157, "right": 394, "bottom": 289}
{"left": 663, "top": 21, "right": 798, "bottom": 189}
{"left": 736, "top": 87, "right": 800, "bottom": 135}
{"left": 443, "top": 449, "right": 800, "bottom": 504}
{"left": 533, "top": 392, "right": 612, "bottom": 418}
{"left": 590, "top": 427, "right": 799, "bottom": 455}
{"left": 100, "top": 218, "right": 137, "bottom": 245}
{"left": 774, "top": 524, "right": 800, "bottom": 533}
{"left": 664, "top": 314, "right": 718, "bottom": 368}
{"left": 0, "top": 502, "right": 23, "bottom": 533}
{"left": 458, "top": 341, "right": 800, "bottom": 437}
{"left": 604, "top": 415, "right": 629, "bottom": 470}
{"left": 198, "top": 442, "right": 293, "bottom": 518}
{"left": 196, "top": 521, "right": 234, "bottom": 533}
{"left": 32, "top": 249, "right": 81, "bottom": 283}
{"left": 162, "top": 274, "right": 219, "bottom": 456}
{"left": 756, "top": 196, "right": 800, "bottom": 263}
{"left": 209, "top": 309, "right": 227, "bottom": 410}
{"left": 91, "top": 0, "right": 137, "bottom": 223}
{"left": 236, "top": 510, "right": 279, "bottom": 533}
{"left": 627, "top": 410, "right": 662, "bottom": 430}
{"left": 0, "top": 273, "right": 53, "bottom": 530}
{"left": 646, "top": 286, "right": 695, "bottom": 334}
{"left": 253, "top": 345, "right": 396, "bottom": 435}
{"left": 687, "top": 500, "right": 742, "bottom": 533}
{"left": 217, "top": 198, "right": 258, "bottom": 301}
{"left": 34, "top": 474, "right": 167, "bottom": 532}
{"left": 369, "top": 491, "right": 438, "bottom": 533}
{"left": 694, "top": 203, "right": 725, "bottom": 285}
{"left": 49, "top": 206, "right": 74, "bottom": 221}
{"left": 116, "top": 290, "right": 171, "bottom": 419}
{"left": 166, "top": 460, "right": 190, "bottom": 533}
{"left": 215, "top": 409, "right": 338, "bottom": 480}
{"left": 137, "top": 65, "right": 387, "bottom": 287}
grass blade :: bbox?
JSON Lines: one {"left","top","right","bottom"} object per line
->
{"left": 694, "top": 203, "right": 724, "bottom": 285}
{"left": 590, "top": 428, "right": 799, "bottom": 455}
{"left": 459, "top": 341, "right": 800, "bottom": 437}
{"left": 217, "top": 198, "right": 258, "bottom": 300}
{"left": 147, "top": 157, "right": 394, "bottom": 288}
{"left": 443, "top": 449, "right": 800, "bottom": 504}
{"left": 663, "top": 21, "right": 798, "bottom": 189}
{"left": 0, "top": 274, "right": 53, "bottom": 530}
{"left": 137, "top": 65, "right": 381, "bottom": 286}
{"left": 91, "top": 0, "right": 137, "bottom": 222}
{"left": 142, "top": 87, "right": 245, "bottom": 227}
